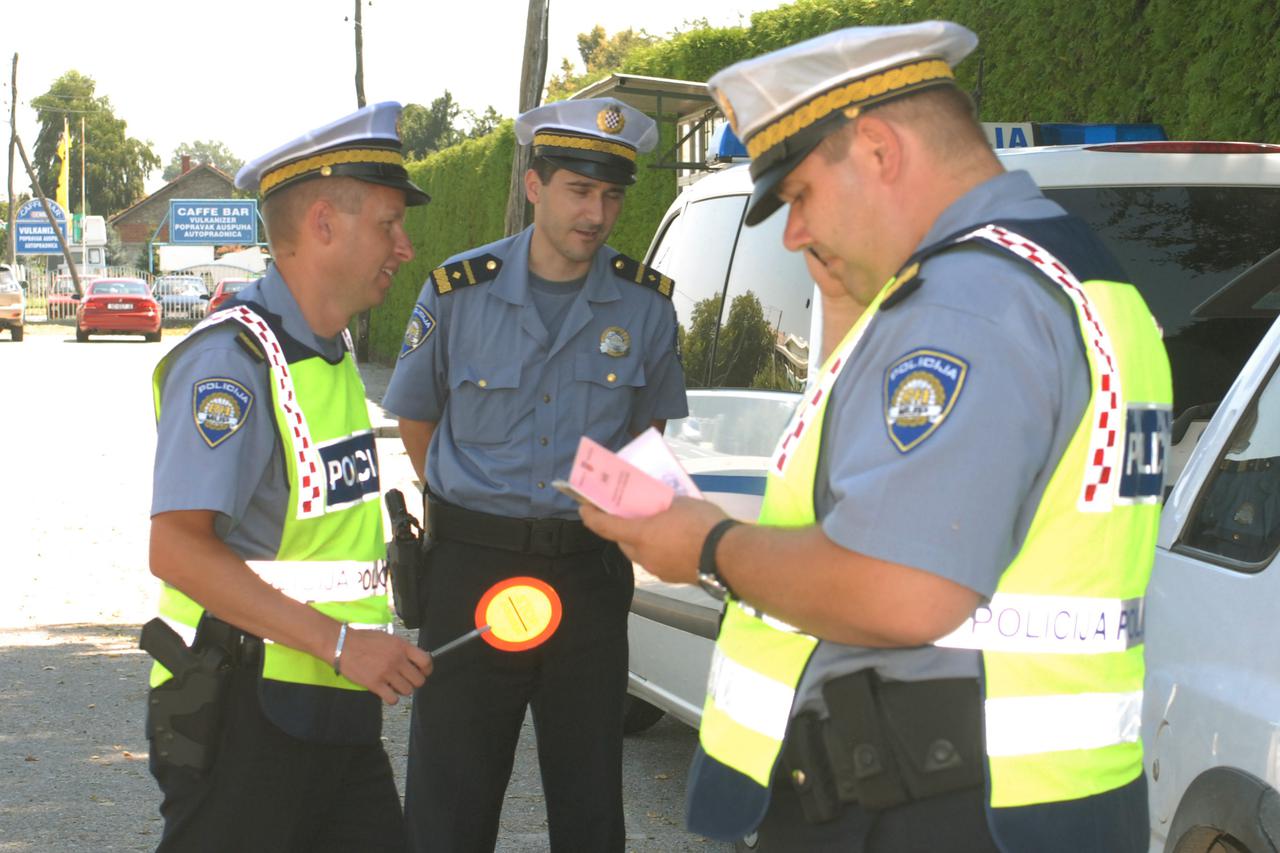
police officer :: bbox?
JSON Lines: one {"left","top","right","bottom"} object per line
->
{"left": 582, "top": 22, "right": 1172, "bottom": 853}
{"left": 146, "top": 102, "right": 433, "bottom": 852}
{"left": 383, "top": 97, "right": 687, "bottom": 853}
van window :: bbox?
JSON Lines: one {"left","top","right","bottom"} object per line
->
{"left": 1045, "top": 186, "right": 1280, "bottom": 415}
{"left": 1180, "top": 359, "right": 1280, "bottom": 569}
{"left": 718, "top": 207, "right": 813, "bottom": 390}
{"left": 648, "top": 196, "right": 747, "bottom": 387}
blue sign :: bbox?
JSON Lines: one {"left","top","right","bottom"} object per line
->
{"left": 169, "top": 199, "right": 258, "bottom": 245}
{"left": 14, "top": 199, "right": 68, "bottom": 255}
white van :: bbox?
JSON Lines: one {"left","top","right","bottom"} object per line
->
{"left": 622, "top": 137, "right": 1280, "bottom": 849}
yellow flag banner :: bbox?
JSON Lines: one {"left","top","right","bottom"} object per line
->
{"left": 55, "top": 127, "right": 70, "bottom": 214}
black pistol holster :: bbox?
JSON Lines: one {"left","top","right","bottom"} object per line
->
{"left": 782, "top": 670, "right": 984, "bottom": 824}
{"left": 140, "top": 615, "right": 237, "bottom": 773}
{"left": 386, "top": 488, "right": 431, "bottom": 630}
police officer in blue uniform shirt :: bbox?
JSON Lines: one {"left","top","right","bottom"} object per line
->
{"left": 582, "top": 22, "right": 1168, "bottom": 853}
{"left": 383, "top": 97, "right": 687, "bottom": 852}
{"left": 147, "top": 103, "right": 432, "bottom": 852}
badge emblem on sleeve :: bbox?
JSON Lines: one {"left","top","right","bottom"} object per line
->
{"left": 192, "top": 378, "right": 254, "bottom": 448}
{"left": 883, "top": 349, "right": 968, "bottom": 453}
{"left": 400, "top": 304, "right": 435, "bottom": 359}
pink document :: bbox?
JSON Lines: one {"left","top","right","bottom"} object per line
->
{"left": 556, "top": 436, "right": 675, "bottom": 518}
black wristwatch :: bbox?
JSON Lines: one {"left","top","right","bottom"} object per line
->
{"left": 698, "top": 519, "right": 741, "bottom": 601}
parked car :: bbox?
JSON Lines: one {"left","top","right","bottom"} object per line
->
{"left": 152, "top": 274, "right": 209, "bottom": 320}
{"left": 206, "top": 277, "right": 258, "bottom": 314}
{"left": 76, "top": 277, "right": 162, "bottom": 342}
{"left": 624, "top": 137, "right": 1280, "bottom": 742}
{"left": 46, "top": 275, "right": 80, "bottom": 321}
{"left": 1144, "top": 309, "right": 1280, "bottom": 853}
{"left": 0, "top": 266, "right": 25, "bottom": 341}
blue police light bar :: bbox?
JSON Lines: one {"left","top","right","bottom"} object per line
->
{"left": 709, "top": 124, "right": 748, "bottom": 161}
{"left": 1036, "top": 123, "right": 1167, "bottom": 145}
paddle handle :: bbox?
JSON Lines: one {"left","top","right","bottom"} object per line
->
{"left": 429, "top": 624, "right": 492, "bottom": 658}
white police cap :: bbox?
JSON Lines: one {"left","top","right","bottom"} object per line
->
{"left": 708, "top": 21, "right": 977, "bottom": 225}
{"left": 235, "top": 101, "right": 430, "bottom": 206}
{"left": 515, "top": 98, "right": 659, "bottom": 185}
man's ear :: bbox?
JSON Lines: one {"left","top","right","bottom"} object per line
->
{"left": 855, "top": 114, "right": 903, "bottom": 184}
{"left": 523, "top": 168, "right": 542, "bottom": 205}
{"left": 306, "top": 198, "right": 336, "bottom": 246}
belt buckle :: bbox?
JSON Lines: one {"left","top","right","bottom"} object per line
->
{"left": 528, "top": 518, "right": 563, "bottom": 557}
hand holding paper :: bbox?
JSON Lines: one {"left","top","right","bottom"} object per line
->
{"left": 555, "top": 429, "right": 700, "bottom": 519}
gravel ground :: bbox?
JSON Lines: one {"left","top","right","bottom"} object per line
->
{"left": 0, "top": 328, "right": 724, "bottom": 852}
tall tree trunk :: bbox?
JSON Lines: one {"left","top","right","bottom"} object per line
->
{"left": 504, "top": 0, "right": 550, "bottom": 237}
{"left": 7, "top": 54, "right": 17, "bottom": 265}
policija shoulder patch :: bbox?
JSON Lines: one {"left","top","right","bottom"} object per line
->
{"left": 400, "top": 303, "right": 436, "bottom": 359}
{"left": 883, "top": 349, "right": 968, "bottom": 453}
{"left": 192, "top": 378, "right": 254, "bottom": 448}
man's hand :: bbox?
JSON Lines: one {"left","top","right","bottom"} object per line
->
{"left": 337, "top": 628, "right": 433, "bottom": 705}
{"left": 579, "top": 496, "right": 729, "bottom": 584}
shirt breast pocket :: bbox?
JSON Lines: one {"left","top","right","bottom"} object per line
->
{"left": 447, "top": 361, "right": 525, "bottom": 445}
{"left": 574, "top": 352, "right": 646, "bottom": 440}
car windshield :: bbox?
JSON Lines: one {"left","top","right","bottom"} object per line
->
{"left": 223, "top": 279, "right": 252, "bottom": 294}
{"left": 54, "top": 279, "right": 77, "bottom": 294}
{"left": 91, "top": 280, "right": 149, "bottom": 296}
{"left": 1046, "top": 185, "right": 1280, "bottom": 413}
{"left": 157, "top": 278, "right": 204, "bottom": 295}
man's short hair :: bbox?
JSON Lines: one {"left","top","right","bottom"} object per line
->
{"left": 529, "top": 155, "right": 562, "bottom": 186}
{"left": 260, "top": 177, "right": 368, "bottom": 251}
{"left": 819, "top": 86, "right": 987, "bottom": 163}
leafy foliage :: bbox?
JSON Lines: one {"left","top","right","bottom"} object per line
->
{"left": 162, "top": 140, "right": 243, "bottom": 182}
{"left": 31, "top": 71, "right": 160, "bottom": 216}
{"left": 401, "top": 93, "right": 505, "bottom": 160}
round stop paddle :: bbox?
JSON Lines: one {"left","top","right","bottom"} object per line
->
{"left": 429, "top": 577, "right": 563, "bottom": 658}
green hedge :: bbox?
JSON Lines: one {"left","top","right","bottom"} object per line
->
{"left": 372, "top": 0, "right": 1280, "bottom": 361}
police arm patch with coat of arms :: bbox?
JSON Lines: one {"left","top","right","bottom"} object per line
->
{"left": 400, "top": 304, "right": 436, "bottom": 359}
{"left": 883, "top": 348, "right": 968, "bottom": 453}
{"left": 193, "top": 377, "right": 254, "bottom": 448}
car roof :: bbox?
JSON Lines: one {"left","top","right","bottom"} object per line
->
{"left": 676, "top": 142, "right": 1280, "bottom": 207}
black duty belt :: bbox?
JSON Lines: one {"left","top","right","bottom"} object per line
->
{"left": 426, "top": 496, "right": 605, "bottom": 557}
{"left": 196, "top": 613, "right": 262, "bottom": 667}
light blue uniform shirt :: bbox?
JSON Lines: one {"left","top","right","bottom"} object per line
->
{"left": 798, "top": 170, "right": 1094, "bottom": 712}
{"left": 383, "top": 226, "right": 688, "bottom": 519}
{"left": 151, "top": 269, "right": 346, "bottom": 559}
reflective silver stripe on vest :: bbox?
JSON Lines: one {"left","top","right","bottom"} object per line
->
{"left": 159, "top": 615, "right": 198, "bottom": 645}
{"left": 984, "top": 690, "right": 1142, "bottom": 756}
{"left": 246, "top": 560, "right": 388, "bottom": 604}
{"left": 706, "top": 646, "right": 796, "bottom": 741}
{"left": 935, "top": 593, "right": 1143, "bottom": 654}
{"left": 737, "top": 603, "right": 804, "bottom": 634}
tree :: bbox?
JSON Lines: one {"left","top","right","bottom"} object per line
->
{"left": 401, "top": 93, "right": 462, "bottom": 159}
{"left": 577, "top": 26, "right": 656, "bottom": 72}
{"left": 31, "top": 71, "right": 159, "bottom": 216}
{"left": 465, "top": 106, "right": 504, "bottom": 140}
{"left": 162, "top": 140, "right": 244, "bottom": 182}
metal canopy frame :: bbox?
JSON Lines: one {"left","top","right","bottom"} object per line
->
{"left": 569, "top": 73, "right": 721, "bottom": 172}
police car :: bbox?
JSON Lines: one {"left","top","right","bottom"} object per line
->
{"left": 622, "top": 124, "right": 1280, "bottom": 850}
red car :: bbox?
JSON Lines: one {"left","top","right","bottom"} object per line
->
{"left": 206, "top": 277, "right": 258, "bottom": 314}
{"left": 76, "top": 277, "right": 162, "bottom": 342}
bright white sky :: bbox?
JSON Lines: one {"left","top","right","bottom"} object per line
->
{"left": 3, "top": 0, "right": 779, "bottom": 198}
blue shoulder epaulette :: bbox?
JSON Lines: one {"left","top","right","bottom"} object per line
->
{"left": 432, "top": 253, "right": 503, "bottom": 295}
{"left": 609, "top": 253, "right": 674, "bottom": 300}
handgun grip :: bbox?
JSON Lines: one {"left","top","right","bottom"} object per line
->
{"left": 140, "top": 617, "right": 199, "bottom": 676}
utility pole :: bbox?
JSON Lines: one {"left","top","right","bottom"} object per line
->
{"left": 353, "top": 0, "right": 366, "bottom": 109}
{"left": 351, "top": 0, "right": 369, "bottom": 360}
{"left": 504, "top": 0, "right": 549, "bottom": 237}
{"left": 15, "top": 134, "right": 81, "bottom": 293}
{"left": 7, "top": 53, "right": 17, "bottom": 265}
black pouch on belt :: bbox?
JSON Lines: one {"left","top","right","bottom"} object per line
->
{"left": 385, "top": 488, "right": 430, "bottom": 630}
{"left": 781, "top": 710, "right": 844, "bottom": 824}
{"left": 822, "top": 669, "right": 984, "bottom": 811}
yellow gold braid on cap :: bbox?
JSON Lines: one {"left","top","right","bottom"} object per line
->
{"left": 259, "top": 148, "right": 405, "bottom": 196}
{"left": 745, "top": 59, "right": 953, "bottom": 160}
{"left": 533, "top": 132, "right": 637, "bottom": 162}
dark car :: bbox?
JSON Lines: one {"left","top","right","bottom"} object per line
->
{"left": 152, "top": 274, "right": 209, "bottom": 320}
{"left": 76, "top": 278, "right": 162, "bottom": 342}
